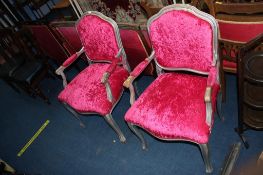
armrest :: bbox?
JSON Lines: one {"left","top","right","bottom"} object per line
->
{"left": 206, "top": 65, "right": 221, "bottom": 127}
{"left": 123, "top": 51, "right": 155, "bottom": 105}
{"left": 101, "top": 48, "right": 124, "bottom": 103}
{"left": 55, "top": 47, "right": 84, "bottom": 87}
{"left": 205, "top": 66, "right": 219, "bottom": 127}
{"left": 101, "top": 48, "right": 124, "bottom": 84}
{"left": 62, "top": 47, "right": 85, "bottom": 67}
{"left": 123, "top": 51, "right": 155, "bottom": 88}
{"left": 55, "top": 66, "right": 67, "bottom": 87}
{"left": 204, "top": 86, "right": 212, "bottom": 103}
{"left": 101, "top": 59, "right": 119, "bottom": 84}
{"left": 204, "top": 86, "right": 213, "bottom": 127}
{"left": 62, "top": 53, "right": 78, "bottom": 67}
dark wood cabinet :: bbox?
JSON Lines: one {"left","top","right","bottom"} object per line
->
{"left": 243, "top": 52, "right": 263, "bottom": 128}
{"left": 237, "top": 33, "right": 263, "bottom": 148}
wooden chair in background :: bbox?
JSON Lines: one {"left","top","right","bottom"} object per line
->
{"left": 118, "top": 23, "right": 155, "bottom": 76}
{"left": 50, "top": 21, "right": 82, "bottom": 56}
{"left": 0, "top": 28, "right": 52, "bottom": 103}
{"left": 25, "top": 23, "right": 70, "bottom": 66}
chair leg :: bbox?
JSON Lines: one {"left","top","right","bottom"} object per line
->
{"left": 199, "top": 144, "right": 213, "bottom": 173}
{"left": 34, "top": 85, "right": 50, "bottom": 104}
{"left": 104, "top": 114, "right": 126, "bottom": 143}
{"left": 216, "top": 90, "right": 224, "bottom": 121}
{"left": 221, "top": 71, "right": 226, "bottom": 102}
{"left": 63, "top": 103, "right": 85, "bottom": 128}
{"left": 47, "top": 71, "right": 56, "bottom": 80}
{"left": 16, "top": 82, "right": 34, "bottom": 96}
{"left": 127, "top": 123, "right": 147, "bottom": 150}
{"left": 3, "top": 79, "right": 21, "bottom": 93}
{"left": 134, "top": 81, "right": 140, "bottom": 98}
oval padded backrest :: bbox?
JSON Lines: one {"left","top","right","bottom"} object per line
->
{"left": 149, "top": 10, "right": 214, "bottom": 72}
{"left": 76, "top": 14, "right": 120, "bottom": 62}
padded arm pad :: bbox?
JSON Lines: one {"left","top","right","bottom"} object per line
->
{"left": 131, "top": 59, "right": 150, "bottom": 77}
{"left": 62, "top": 47, "right": 85, "bottom": 67}
{"left": 123, "top": 51, "right": 155, "bottom": 88}
{"left": 101, "top": 59, "right": 120, "bottom": 84}
{"left": 106, "top": 59, "right": 119, "bottom": 74}
{"left": 62, "top": 53, "right": 78, "bottom": 67}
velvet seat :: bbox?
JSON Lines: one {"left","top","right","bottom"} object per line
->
{"left": 55, "top": 11, "right": 131, "bottom": 143}
{"left": 125, "top": 73, "right": 219, "bottom": 143}
{"left": 123, "top": 4, "right": 220, "bottom": 173}
{"left": 58, "top": 63, "right": 128, "bottom": 115}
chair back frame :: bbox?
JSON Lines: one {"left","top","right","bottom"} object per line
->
{"left": 213, "top": 1, "right": 263, "bottom": 17}
{"left": 75, "top": 11, "right": 131, "bottom": 72}
{"left": 147, "top": 4, "right": 219, "bottom": 77}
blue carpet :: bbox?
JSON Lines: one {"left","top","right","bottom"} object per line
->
{"left": 0, "top": 71, "right": 263, "bottom": 175}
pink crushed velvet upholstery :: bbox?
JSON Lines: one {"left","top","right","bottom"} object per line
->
{"left": 58, "top": 63, "right": 128, "bottom": 115}
{"left": 149, "top": 11, "right": 213, "bottom": 72}
{"left": 125, "top": 73, "right": 219, "bottom": 144}
{"left": 130, "top": 59, "right": 151, "bottom": 78}
{"left": 105, "top": 58, "right": 119, "bottom": 74}
{"left": 76, "top": 15, "right": 121, "bottom": 62}
{"left": 62, "top": 53, "right": 78, "bottom": 67}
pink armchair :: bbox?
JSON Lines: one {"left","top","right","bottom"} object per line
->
{"left": 123, "top": 4, "right": 220, "bottom": 173}
{"left": 55, "top": 11, "right": 130, "bottom": 143}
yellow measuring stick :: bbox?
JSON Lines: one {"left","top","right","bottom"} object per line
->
{"left": 17, "top": 120, "right": 50, "bottom": 157}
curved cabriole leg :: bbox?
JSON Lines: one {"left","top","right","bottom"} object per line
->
{"left": 199, "top": 144, "right": 213, "bottom": 173}
{"left": 216, "top": 90, "right": 224, "bottom": 121}
{"left": 105, "top": 114, "right": 126, "bottom": 143}
{"left": 35, "top": 86, "right": 50, "bottom": 104}
{"left": 127, "top": 123, "right": 147, "bottom": 150}
{"left": 133, "top": 81, "right": 140, "bottom": 98}
{"left": 63, "top": 103, "right": 85, "bottom": 128}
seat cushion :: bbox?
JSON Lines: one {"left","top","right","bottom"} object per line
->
{"left": 125, "top": 73, "right": 219, "bottom": 144}
{"left": 58, "top": 63, "right": 129, "bottom": 115}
